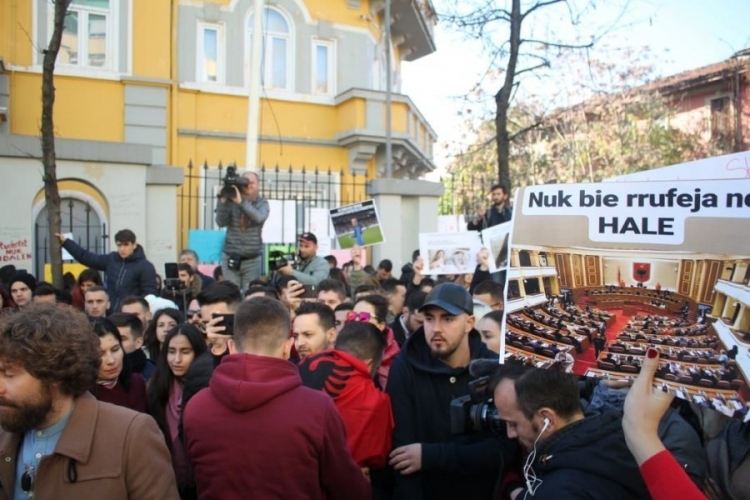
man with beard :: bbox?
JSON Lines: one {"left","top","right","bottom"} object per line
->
{"left": 0, "top": 303, "right": 177, "bottom": 498}
{"left": 467, "top": 184, "right": 512, "bottom": 231}
{"left": 386, "top": 283, "right": 516, "bottom": 499}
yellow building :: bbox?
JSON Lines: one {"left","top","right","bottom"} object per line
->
{"left": 0, "top": 0, "right": 438, "bottom": 272}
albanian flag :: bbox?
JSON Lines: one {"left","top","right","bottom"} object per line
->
{"left": 633, "top": 263, "right": 651, "bottom": 283}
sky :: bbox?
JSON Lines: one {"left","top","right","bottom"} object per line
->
{"left": 401, "top": 0, "right": 750, "bottom": 171}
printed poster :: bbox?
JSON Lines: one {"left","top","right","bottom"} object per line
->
{"left": 504, "top": 178, "right": 750, "bottom": 418}
{"left": 418, "top": 232, "right": 482, "bottom": 276}
{"left": 329, "top": 200, "right": 385, "bottom": 249}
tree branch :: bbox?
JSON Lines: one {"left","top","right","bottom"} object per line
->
{"left": 509, "top": 121, "right": 545, "bottom": 142}
{"left": 514, "top": 61, "right": 550, "bottom": 77}
{"left": 521, "top": 38, "right": 595, "bottom": 50}
{"left": 522, "top": 0, "right": 566, "bottom": 20}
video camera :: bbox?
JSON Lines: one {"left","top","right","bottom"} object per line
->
{"left": 268, "top": 250, "right": 298, "bottom": 272}
{"left": 450, "top": 363, "right": 505, "bottom": 435}
{"left": 220, "top": 165, "right": 250, "bottom": 199}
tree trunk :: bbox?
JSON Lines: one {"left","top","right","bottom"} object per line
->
{"left": 41, "top": 0, "right": 70, "bottom": 289}
{"left": 494, "top": 0, "right": 521, "bottom": 191}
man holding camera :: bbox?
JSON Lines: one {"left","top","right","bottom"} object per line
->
{"left": 276, "top": 232, "right": 330, "bottom": 286}
{"left": 216, "top": 171, "right": 270, "bottom": 291}
{"left": 386, "top": 282, "right": 515, "bottom": 499}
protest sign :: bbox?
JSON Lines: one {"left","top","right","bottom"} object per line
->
{"left": 329, "top": 200, "right": 385, "bottom": 249}
{"left": 504, "top": 178, "right": 750, "bottom": 417}
{"left": 479, "top": 222, "right": 512, "bottom": 273}
{"left": 418, "top": 232, "right": 482, "bottom": 275}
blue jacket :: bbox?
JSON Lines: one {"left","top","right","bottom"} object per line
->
{"left": 62, "top": 240, "right": 157, "bottom": 311}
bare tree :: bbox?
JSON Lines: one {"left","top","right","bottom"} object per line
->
{"left": 41, "top": 0, "right": 71, "bottom": 288}
{"left": 439, "top": 0, "right": 627, "bottom": 189}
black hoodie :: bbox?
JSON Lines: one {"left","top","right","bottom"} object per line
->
{"left": 386, "top": 327, "right": 516, "bottom": 499}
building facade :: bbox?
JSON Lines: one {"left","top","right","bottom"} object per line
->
{"left": 0, "top": 0, "right": 438, "bottom": 273}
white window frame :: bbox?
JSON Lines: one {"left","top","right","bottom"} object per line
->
{"left": 311, "top": 39, "right": 335, "bottom": 96}
{"left": 50, "top": 0, "right": 119, "bottom": 73}
{"left": 196, "top": 22, "right": 225, "bottom": 85}
{"left": 246, "top": 6, "right": 294, "bottom": 92}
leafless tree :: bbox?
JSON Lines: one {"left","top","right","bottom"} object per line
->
{"left": 439, "top": 0, "right": 628, "bottom": 189}
{"left": 41, "top": 0, "right": 71, "bottom": 288}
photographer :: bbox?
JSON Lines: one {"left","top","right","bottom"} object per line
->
{"left": 276, "top": 232, "right": 330, "bottom": 286}
{"left": 215, "top": 170, "right": 269, "bottom": 291}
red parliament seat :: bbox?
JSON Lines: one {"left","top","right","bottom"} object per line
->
{"left": 663, "top": 373, "right": 677, "bottom": 381}
{"left": 560, "top": 337, "right": 573, "bottom": 345}
{"left": 678, "top": 376, "right": 694, "bottom": 384}
{"left": 512, "top": 341, "right": 524, "bottom": 349}
{"left": 609, "top": 345, "right": 626, "bottom": 353}
{"left": 698, "top": 379, "right": 715, "bottom": 387}
{"left": 621, "top": 365, "right": 638, "bottom": 374}
{"left": 540, "top": 349, "right": 556, "bottom": 358}
{"left": 716, "top": 380, "right": 731, "bottom": 390}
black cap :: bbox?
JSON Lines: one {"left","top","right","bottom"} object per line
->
{"left": 419, "top": 282, "right": 473, "bottom": 316}
{"left": 298, "top": 232, "right": 318, "bottom": 244}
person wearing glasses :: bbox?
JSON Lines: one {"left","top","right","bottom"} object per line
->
{"left": 351, "top": 294, "right": 401, "bottom": 389}
{"left": 0, "top": 303, "right": 177, "bottom": 499}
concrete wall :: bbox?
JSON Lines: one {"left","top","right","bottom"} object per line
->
{"left": 0, "top": 135, "right": 182, "bottom": 277}
{"left": 368, "top": 178, "right": 443, "bottom": 273}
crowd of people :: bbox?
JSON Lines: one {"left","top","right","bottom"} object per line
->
{"left": 0, "top": 184, "right": 748, "bottom": 499}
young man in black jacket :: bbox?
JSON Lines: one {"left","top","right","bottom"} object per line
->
{"left": 57, "top": 229, "right": 156, "bottom": 312}
{"left": 386, "top": 282, "right": 516, "bottom": 499}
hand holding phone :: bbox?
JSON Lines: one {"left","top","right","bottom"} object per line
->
{"left": 211, "top": 313, "right": 235, "bottom": 338}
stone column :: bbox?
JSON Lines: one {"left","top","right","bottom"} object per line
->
{"left": 368, "top": 178, "right": 444, "bottom": 274}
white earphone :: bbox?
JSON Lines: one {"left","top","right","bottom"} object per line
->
{"left": 541, "top": 417, "right": 550, "bottom": 433}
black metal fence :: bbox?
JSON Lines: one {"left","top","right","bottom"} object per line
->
{"left": 437, "top": 173, "right": 496, "bottom": 216}
{"left": 178, "top": 161, "right": 370, "bottom": 249}
{"left": 34, "top": 198, "right": 108, "bottom": 279}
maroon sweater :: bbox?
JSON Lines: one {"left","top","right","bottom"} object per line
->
{"left": 183, "top": 353, "right": 371, "bottom": 500}
{"left": 92, "top": 373, "right": 148, "bottom": 413}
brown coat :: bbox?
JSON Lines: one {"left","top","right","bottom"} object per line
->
{"left": 0, "top": 392, "right": 179, "bottom": 500}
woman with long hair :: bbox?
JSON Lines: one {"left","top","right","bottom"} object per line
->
{"left": 71, "top": 268, "right": 103, "bottom": 311}
{"left": 89, "top": 318, "right": 147, "bottom": 412}
{"left": 147, "top": 324, "right": 207, "bottom": 499}
{"left": 476, "top": 309, "right": 504, "bottom": 354}
{"left": 143, "top": 308, "right": 184, "bottom": 361}
{"left": 429, "top": 249, "right": 446, "bottom": 270}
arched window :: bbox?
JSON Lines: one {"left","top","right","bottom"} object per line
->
{"left": 34, "top": 197, "right": 106, "bottom": 278}
{"left": 247, "top": 7, "right": 292, "bottom": 91}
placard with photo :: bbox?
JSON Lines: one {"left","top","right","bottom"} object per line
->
{"left": 329, "top": 200, "right": 385, "bottom": 249}
{"left": 504, "top": 178, "right": 750, "bottom": 419}
{"left": 418, "top": 232, "right": 482, "bottom": 275}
